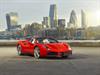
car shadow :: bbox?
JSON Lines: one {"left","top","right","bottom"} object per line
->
{"left": 39, "top": 53, "right": 92, "bottom": 60}
{"left": 12, "top": 53, "right": 93, "bottom": 61}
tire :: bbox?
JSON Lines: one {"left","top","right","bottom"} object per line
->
{"left": 34, "top": 47, "right": 40, "bottom": 59}
{"left": 17, "top": 45, "right": 23, "bottom": 55}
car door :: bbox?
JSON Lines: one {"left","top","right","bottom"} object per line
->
{"left": 26, "top": 38, "right": 36, "bottom": 54}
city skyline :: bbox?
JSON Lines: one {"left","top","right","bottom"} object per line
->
{"left": 0, "top": 0, "right": 100, "bottom": 30}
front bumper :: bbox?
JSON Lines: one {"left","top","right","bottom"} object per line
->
{"left": 47, "top": 51, "right": 72, "bottom": 57}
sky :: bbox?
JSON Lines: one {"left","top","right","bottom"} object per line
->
{"left": 0, "top": 0, "right": 100, "bottom": 30}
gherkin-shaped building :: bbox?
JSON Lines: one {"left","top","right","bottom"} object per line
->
{"left": 68, "top": 10, "right": 77, "bottom": 28}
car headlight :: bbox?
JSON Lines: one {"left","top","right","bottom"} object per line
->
{"left": 63, "top": 43, "right": 72, "bottom": 50}
{"left": 68, "top": 47, "right": 72, "bottom": 50}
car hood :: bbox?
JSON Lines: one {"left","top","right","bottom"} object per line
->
{"left": 45, "top": 43, "right": 68, "bottom": 52}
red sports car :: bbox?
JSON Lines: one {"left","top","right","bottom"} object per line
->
{"left": 17, "top": 37, "right": 72, "bottom": 59}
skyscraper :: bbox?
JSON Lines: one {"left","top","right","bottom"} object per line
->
{"left": 6, "top": 12, "right": 18, "bottom": 31}
{"left": 81, "top": 10, "right": 87, "bottom": 29}
{"left": 42, "top": 17, "right": 50, "bottom": 28}
{"left": 49, "top": 4, "right": 58, "bottom": 28}
{"left": 67, "top": 10, "right": 77, "bottom": 28}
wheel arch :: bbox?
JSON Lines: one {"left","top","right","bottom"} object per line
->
{"left": 34, "top": 44, "right": 47, "bottom": 57}
{"left": 34, "top": 46, "right": 39, "bottom": 49}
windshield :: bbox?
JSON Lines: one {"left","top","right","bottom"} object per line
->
{"left": 36, "top": 38, "right": 58, "bottom": 44}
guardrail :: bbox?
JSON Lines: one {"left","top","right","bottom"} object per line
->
{"left": 0, "top": 40, "right": 18, "bottom": 46}
{"left": 0, "top": 40, "right": 100, "bottom": 47}
{"left": 59, "top": 40, "right": 100, "bottom": 47}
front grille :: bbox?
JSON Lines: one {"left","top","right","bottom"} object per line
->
{"left": 48, "top": 52, "right": 57, "bottom": 55}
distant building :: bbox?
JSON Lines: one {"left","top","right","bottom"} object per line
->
{"left": 41, "top": 28, "right": 58, "bottom": 38}
{"left": 49, "top": 4, "right": 58, "bottom": 28}
{"left": 0, "top": 31, "right": 11, "bottom": 39}
{"left": 23, "top": 24, "right": 31, "bottom": 36}
{"left": 58, "top": 19, "right": 66, "bottom": 28}
{"left": 81, "top": 10, "right": 87, "bottom": 29}
{"left": 67, "top": 10, "right": 77, "bottom": 28}
{"left": 75, "top": 28, "right": 85, "bottom": 40}
{"left": 24, "top": 23, "right": 44, "bottom": 36}
{"left": 42, "top": 17, "right": 50, "bottom": 28}
{"left": 6, "top": 12, "right": 21, "bottom": 31}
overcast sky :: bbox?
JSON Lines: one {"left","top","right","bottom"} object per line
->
{"left": 0, "top": 0, "right": 100, "bottom": 30}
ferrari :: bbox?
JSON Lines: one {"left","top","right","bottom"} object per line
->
{"left": 17, "top": 37, "right": 72, "bottom": 59}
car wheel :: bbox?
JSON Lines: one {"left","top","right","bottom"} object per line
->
{"left": 34, "top": 47, "right": 40, "bottom": 59}
{"left": 17, "top": 45, "right": 23, "bottom": 55}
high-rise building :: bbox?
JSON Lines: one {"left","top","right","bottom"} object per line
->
{"left": 67, "top": 10, "right": 77, "bottom": 28}
{"left": 81, "top": 10, "right": 87, "bottom": 29}
{"left": 6, "top": 12, "right": 18, "bottom": 31}
{"left": 42, "top": 17, "right": 50, "bottom": 28}
{"left": 58, "top": 19, "right": 66, "bottom": 28}
{"left": 49, "top": 4, "right": 58, "bottom": 28}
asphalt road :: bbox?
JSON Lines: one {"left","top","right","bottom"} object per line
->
{"left": 0, "top": 47, "right": 100, "bottom": 75}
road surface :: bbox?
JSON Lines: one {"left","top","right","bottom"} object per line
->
{"left": 0, "top": 47, "right": 100, "bottom": 75}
